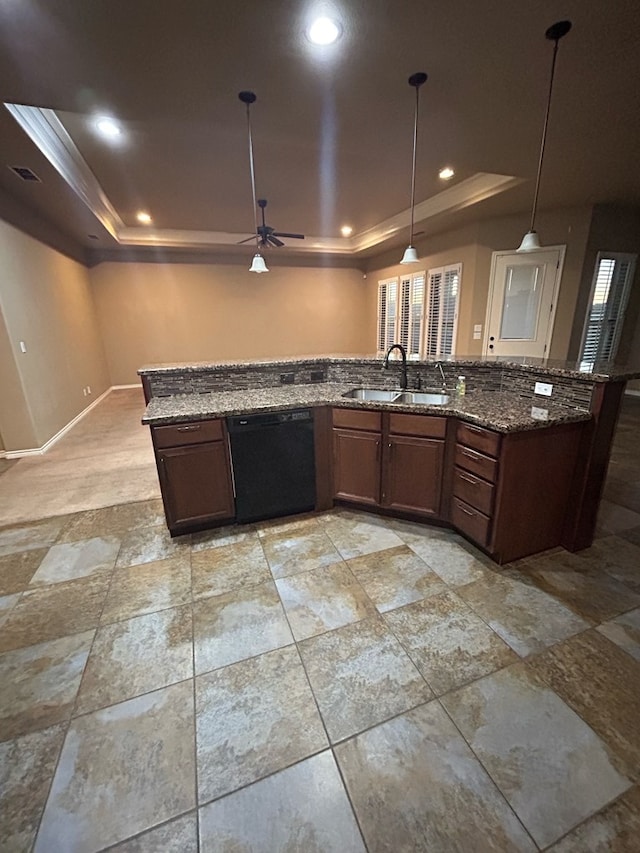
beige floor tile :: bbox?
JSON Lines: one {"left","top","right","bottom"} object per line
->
{"left": 385, "top": 589, "right": 517, "bottom": 695}
{"left": 321, "top": 514, "right": 405, "bottom": 560}
{"left": 335, "top": 701, "right": 536, "bottom": 852}
{"left": 0, "top": 592, "right": 21, "bottom": 628}
{"left": 598, "top": 499, "right": 640, "bottom": 534}
{"left": 106, "top": 812, "right": 198, "bottom": 852}
{"left": 115, "top": 525, "right": 191, "bottom": 569}
{"left": 57, "top": 499, "right": 165, "bottom": 543}
{"left": 255, "top": 513, "right": 321, "bottom": 538}
{"left": 528, "top": 630, "right": 640, "bottom": 782}
{"left": 457, "top": 571, "right": 590, "bottom": 656}
{"left": 261, "top": 526, "right": 342, "bottom": 579}
{"left": 547, "top": 784, "right": 640, "bottom": 852}
{"left": 0, "top": 548, "right": 46, "bottom": 595}
{"left": 75, "top": 606, "right": 193, "bottom": 715}
{"left": 0, "top": 571, "right": 111, "bottom": 653}
{"left": 0, "top": 724, "right": 67, "bottom": 853}
{"left": 579, "top": 535, "right": 640, "bottom": 591}
{"left": 276, "top": 562, "right": 377, "bottom": 641}
{"left": 0, "top": 631, "right": 94, "bottom": 741}
{"left": 199, "top": 751, "right": 365, "bottom": 852}
{"left": 28, "top": 535, "right": 121, "bottom": 587}
{"left": 191, "top": 538, "right": 271, "bottom": 600}
{"left": 191, "top": 523, "right": 257, "bottom": 552}
{"left": 441, "top": 662, "right": 631, "bottom": 848}
{"left": 35, "top": 681, "right": 196, "bottom": 853}
{"left": 196, "top": 646, "right": 327, "bottom": 803}
{"left": 299, "top": 616, "right": 432, "bottom": 742}
{"left": 407, "top": 533, "right": 493, "bottom": 586}
{"left": 0, "top": 517, "right": 67, "bottom": 558}
{"left": 523, "top": 551, "right": 640, "bottom": 622}
{"left": 101, "top": 555, "right": 191, "bottom": 624}
{"left": 597, "top": 607, "right": 640, "bottom": 661}
{"left": 347, "top": 545, "right": 446, "bottom": 612}
{"left": 193, "top": 580, "right": 293, "bottom": 674}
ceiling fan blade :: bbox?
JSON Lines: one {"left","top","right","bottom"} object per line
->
{"left": 268, "top": 235, "right": 285, "bottom": 247}
{"left": 272, "top": 232, "right": 305, "bottom": 240}
{"left": 237, "top": 235, "right": 258, "bottom": 245}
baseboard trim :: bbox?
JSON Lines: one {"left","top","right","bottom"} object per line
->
{"left": 112, "top": 383, "right": 142, "bottom": 389}
{"left": 624, "top": 389, "right": 640, "bottom": 397}
{"left": 5, "top": 385, "right": 135, "bottom": 458}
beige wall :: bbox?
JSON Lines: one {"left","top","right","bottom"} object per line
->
{"left": 89, "top": 261, "right": 370, "bottom": 385}
{"left": 365, "top": 208, "right": 594, "bottom": 359}
{"left": 0, "top": 219, "right": 110, "bottom": 450}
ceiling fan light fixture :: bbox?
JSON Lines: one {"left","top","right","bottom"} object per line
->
{"left": 400, "top": 246, "right": 419, "bottom": 265}
{"left": 249, "top": 253, "right": 269, "bottom": 273}
{"left": 516, "top": 19, "right": 572, "bottom": 253}
{"left": 400, "top": 71, "right": 428, "bottom": 265}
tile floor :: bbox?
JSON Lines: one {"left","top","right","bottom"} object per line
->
{"left": 1, "top": 392, "right": 640, "bottom": 852}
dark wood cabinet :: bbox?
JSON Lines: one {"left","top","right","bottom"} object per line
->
{"left": 152, "top": 419, "right": 234, "bottom": 535}
{"left": 332, "top": 408, "right": 445, "bottom": 517}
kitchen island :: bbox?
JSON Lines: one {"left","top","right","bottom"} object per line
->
{"left": 140, "top": 356, "right": 638, "bottom": 564}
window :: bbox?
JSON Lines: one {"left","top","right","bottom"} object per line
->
{"left": 377, "top": 264, "right": 460, "bottom": 358}
{"left": 579, "top": 252, "right": 636, "bottom": 369}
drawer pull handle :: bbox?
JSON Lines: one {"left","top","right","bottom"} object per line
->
{"left": 459, "top": 505, "right": 475, "bottom": 517}
{"left": 461, "top": 449, "right": 479, "bottom": 459}
{"left": 466, "top": 426, "right": 484, "bottom": 434}
{"left": 459, "top": 473, "right": 478, "bottom": 485}
{"left": 177, "top": 425, "right": 201, "bottom": 432}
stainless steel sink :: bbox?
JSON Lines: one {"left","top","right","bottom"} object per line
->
{"left": 395, "top": 391, "right": 450, "bottom": 405}
{"left": 342, "top": 388, "right": 402, "bottom": 402}
{"left": 342, "top": 388, "right": 450, "bottom": 405}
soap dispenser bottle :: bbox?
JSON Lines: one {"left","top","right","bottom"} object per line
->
{"left": 456, "top": 375, "right": 466, "bottom": 396}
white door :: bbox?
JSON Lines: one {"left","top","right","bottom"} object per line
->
{"left": 484, "top": 247, "right": 565, "bottom": 358}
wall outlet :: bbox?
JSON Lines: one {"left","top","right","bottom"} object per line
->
{"left": 534, "top": 381, "right": 553, "bottom": 396}
{"left": 473, "top": 324, "right": 482, "bottom": 340}
{"left": 280, "top": 373, "right": 295, "bottom": 385}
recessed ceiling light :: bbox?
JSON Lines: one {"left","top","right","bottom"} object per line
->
{"left": 341, "top": 225, "right": 353, "bottom": 237}
{"left": 307, "top": 17, "right": 342, "bottom": 45}
{"left": 136, "top": 211, "right": 152, "bottom": 224}
{"left": 95, "top": 117, "right": 122, "bottom": 139}
{"left": 439, "top": 166, "right": 455, "bottom": 180}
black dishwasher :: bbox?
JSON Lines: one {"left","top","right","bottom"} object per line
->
{"left": 227, "top": 409, "right": 316, "bottom": 523}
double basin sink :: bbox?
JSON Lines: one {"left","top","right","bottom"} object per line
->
{"left": 343, "top": 388, "right": 450, "bottom": 406}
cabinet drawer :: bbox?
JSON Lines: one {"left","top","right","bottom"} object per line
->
{"left": 457, "top": 422, "right": 501, "bottom": 458}
{"left": 455, "top": 444, "right": 498, "bottom": 483}
{"left": 389, "top": 413, "right": 446, "bottom": 439}
{"left": 452, "top": 466, "right": 495, "bottom": 516}
{"left": 451, "top": 497, "right": 491, "bottom": 548}
{"left": 153, "top": 419, "right": 224, "bottom": 448}
{"left": 332, "top": 408, "right": 382, "bottom": 432}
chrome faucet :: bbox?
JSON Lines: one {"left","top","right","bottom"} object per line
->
{"left": 383, "top": 344, "right": 408, "bottom": 390}
{"left": 435, "top": 362, "right": 447, "bottom": 391}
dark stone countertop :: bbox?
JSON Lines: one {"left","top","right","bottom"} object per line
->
{"left": 142, "top": 384, "right": 591, "bottom": 433}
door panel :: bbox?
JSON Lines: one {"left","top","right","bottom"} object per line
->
{"left": 382, "top": 436, "right": 443, "bottom": 516}
{"left": 485, "top": 248, "right": 564, "bottom": 358}
{"left": 333, "top": 429, "right": 381, "bottom": 505}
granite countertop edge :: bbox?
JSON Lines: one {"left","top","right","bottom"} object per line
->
{"left": 137, "top": 355, "right": 640, "bottom": 382}
{"left": 142, "top": 384, "right": 592, "bottom": 434}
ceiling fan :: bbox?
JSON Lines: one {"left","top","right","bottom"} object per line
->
{"left": 238, "top": 198, "right": 305, "bottom": 248}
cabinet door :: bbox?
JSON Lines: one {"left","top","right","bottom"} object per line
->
{"left": 383, "top": 436, "right": 443, "bottom": 516}
{"left": 333, "top": 429, "right": 381, "bottom": 505}
{"left": 158, "top": 441, "right": 235, "bottom": 531}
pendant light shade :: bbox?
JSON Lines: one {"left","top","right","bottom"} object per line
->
{"left": 400, "top": 72, "right": 428, "bottom": 265}
{"left": 239, "top": 90, "right": 270, "bottom": 273}
{"left": 517, "top": 20, "right": 572, "bottom": 253}
{"left": 249, "top": 253, "right": 269, "bottom": 273}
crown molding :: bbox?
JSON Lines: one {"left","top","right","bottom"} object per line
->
{"left": 5, "top": 103, "right": 522, "bottom": 255}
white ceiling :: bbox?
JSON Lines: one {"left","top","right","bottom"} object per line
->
{"left": 1, "top": 0, "right": 639, "bottom": 261}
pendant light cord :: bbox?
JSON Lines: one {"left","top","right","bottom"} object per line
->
{"left": 408, "top": 83, "right": 420, "bottom": 246}
{"left": 245, "top": 103, "right": 260, "bottom": 251}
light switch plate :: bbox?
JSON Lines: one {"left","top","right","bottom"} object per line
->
{"left": 531, "top": 406, "right": 549, "bottom": 420}
{"left": 534, "top": 381, "right": 553, "bottom": 396}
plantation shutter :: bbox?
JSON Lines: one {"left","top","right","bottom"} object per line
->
{"left": 398, "top": 272, "right": 425, "bottom": 359}
{"left": 580, "top": 253, "right": 636, "bottom": 368}
{"left": 425, "top": 264, "right": 460, "bottom": 358}
{"left": 377, "top": 278, "right": 399, "bottom": 354}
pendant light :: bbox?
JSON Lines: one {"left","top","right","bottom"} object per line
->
{"left": 517, "top": 20, "right": 572, "bottom": 253}
{"left": 239, "top": 90, "right": 269, "bottom": 273}
{"left": 400, "top": 72, "right": 428, "bottom": 264}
